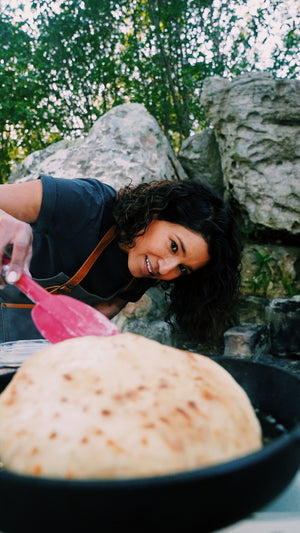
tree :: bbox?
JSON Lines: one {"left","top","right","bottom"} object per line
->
{"left": 0, "top": 14, "right": 38, "bottom": 181}
{"left": 0, "top": 0, "right": 299, "bottom": 182}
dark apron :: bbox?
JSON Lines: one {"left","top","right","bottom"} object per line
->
{"left": 0, "top": 226, "right": 135, "bottom": 343}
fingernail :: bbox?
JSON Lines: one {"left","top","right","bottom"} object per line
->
{"left": 6, "top": 271, "right": 18, "bottom": 284}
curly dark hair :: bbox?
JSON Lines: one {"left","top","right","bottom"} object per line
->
{"left": 113, "top": 179, "right": 242, "bottom": 342}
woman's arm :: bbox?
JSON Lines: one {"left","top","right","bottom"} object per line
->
{"left": 0, "top": 180, "right": 43, "bottom": 222}
{"left": 0, "top": 180, "right": 43, "bottom": 283}
{"left": 94, "top": 297, "right": 127, "bottom": 319}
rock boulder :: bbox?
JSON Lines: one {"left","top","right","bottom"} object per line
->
{"left": 9, "top": 103, "right": 188, "bottom": 188}
{"left": 200, "top": 72, "right": 300, "bottom": 237}
{"left": 178, "top": 128, "right": 224, "bottom": 194}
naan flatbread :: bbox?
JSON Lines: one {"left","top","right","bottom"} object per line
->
{"left": 0, "top": 333, "right": 262, "bottom": 479}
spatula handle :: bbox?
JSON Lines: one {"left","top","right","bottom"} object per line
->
{"left": 16, "top": 273, "right": 52, "bottom": 305}
{"left": 2, "top": 255, "right": 51, "bottom": 305}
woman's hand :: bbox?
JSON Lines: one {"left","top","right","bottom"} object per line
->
{"left": 0, "top": 179, "right": 42, "bottom": 286}
{"left": 0, "top": 210, "right": 33, "bottom": 286}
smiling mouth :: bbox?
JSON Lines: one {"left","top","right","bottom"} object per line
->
{"left": 145, "top": 256, "right": 154, "bottom": 275}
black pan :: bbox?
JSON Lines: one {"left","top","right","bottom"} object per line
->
{"left": 0, "top": 357, "right": 299, "bottom": 533}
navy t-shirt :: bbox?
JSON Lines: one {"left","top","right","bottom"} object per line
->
{"left": 30, "top": 175, "right": 153, "bottom": 302}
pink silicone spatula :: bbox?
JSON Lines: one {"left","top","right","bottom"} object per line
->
{"left": 2, "top": 257, "right": 120, "bottom": 343}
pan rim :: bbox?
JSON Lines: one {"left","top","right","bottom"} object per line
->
{"left": 213, "top": 355, "right": 300, "bottom": 379}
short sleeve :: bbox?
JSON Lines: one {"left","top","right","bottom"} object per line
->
{"left": 33, "top": 175, "right": 116, "bottom": 235}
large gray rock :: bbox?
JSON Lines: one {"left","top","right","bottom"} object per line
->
{"left": 178, "top": 128, "right": 224, "bottom": 194}
{"left": 9, "top": 103, "right": 188, "bottom": 188}
{"left": 112, "top": 286, "right": 173, "bottom": 345}
{"left": 201, "top": 72, "right": 300, "bottom": 237}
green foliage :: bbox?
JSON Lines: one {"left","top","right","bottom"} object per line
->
{"left": 0, "top": 10, "right": 63, "bottom": 182}
{"left": 272, "top": 22, "right": 300, "bottom": 77}
{"left": 243, "top": 248, "right": 297, "bottom": 299}
{"left": 0, "top": 0, "right": 299, "bottom": 182}
{"left": 245, "top": 249, "right": 273, "bottom": 296}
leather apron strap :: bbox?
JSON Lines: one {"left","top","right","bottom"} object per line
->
{"left": 50, "top": 225, "right": 137, "bottom": 296}
{"left": 53, "top": 225, "right": 117, "bottom": 293}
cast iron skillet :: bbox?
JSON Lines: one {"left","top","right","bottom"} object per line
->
{"left": 0, "top": 357, "right": 299, "bottom": 533}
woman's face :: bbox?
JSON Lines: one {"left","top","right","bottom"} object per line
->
{"left": 121, "top": 220, "right": 209, "bottom": 281}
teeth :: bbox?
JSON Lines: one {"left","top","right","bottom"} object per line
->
{"left": 146, "top": 256, "right": 153, "bottom": 275}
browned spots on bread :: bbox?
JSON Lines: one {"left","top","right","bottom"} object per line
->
{"left": 139, "top": 410, "right": 148, "bottom": 418}
{"left": 159, "top": 417, "right": 170, "bottom": 425}
{"left": 18, "top": 372, "right": 33, "bottom": 385}
{"left": 186, "top": 352, "right": 197, "bottom": 363}
{"left": 3, "top": 385, "right": 17, "bottom": 406}
{"left": 49, "top": 432, "right": 57, "bottom": 439}
{"left": 16, "top": 429, "right": 27, "bottom": 437}
{"left": 158, "top": 381, "right": 169, "bottom": 389}
{"left": 106, "top": 440, "right": 124, "bottom": 453}
{"left": 163, "top": 437, "right": 185, "bottom": 452}
{"left": 113, "top": 394, "right": 123, "bottom": 401}
{"left": 31, "top": 447, "right": 39, "bottom": 455}
{"left": 125, "top": 390, "right": 139, "bottom": 400}
{"left": 112, "top": 389, "right": 140, "bottom": 401}
{"left": 101, "top": 409, "right": 111, "bottom": 416}
{"left": 62, "top": 374, "right": 72, "bottom": 381}
{"left": 93, "top": 428, "right": 103, "bottom": 436}
{"left": 81, "top": 437, "right": 89, "bottom": 444}
{"left": 175, "top": 407, "right": 191, "bottom": 420}
{"left": 203, "top": 389, "right": 217, "bottom": 401}
{"left": 33, "top": 464, "right": 42, "bottom": 475}
{"left": 187, "top": 400, "right": 198, "bottom": 410}
{"left": 94, "top": 389, "right": 103, "bottom": 395}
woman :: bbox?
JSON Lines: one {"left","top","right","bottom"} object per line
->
{"left": 0, "top": 175, "right": 242, "bottom": 343}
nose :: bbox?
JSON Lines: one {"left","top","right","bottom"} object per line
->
{"left": 158, "top": 257, "right": 179, "bottom": 277}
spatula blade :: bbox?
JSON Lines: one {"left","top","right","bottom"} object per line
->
{"left": 2, "top": 255, "right": 120, "bottom": 343}
{"left": 32, "top": 294, "right": 120, "bottom": 343}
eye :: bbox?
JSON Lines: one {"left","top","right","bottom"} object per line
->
{"left": 171, "top": 240, "right": 178, "bottom": 253}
